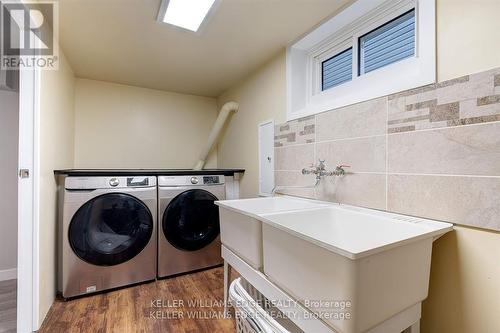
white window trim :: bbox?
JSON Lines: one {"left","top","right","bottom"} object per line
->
{"left": 286, "top": 0, "right": 435, "bottom": 121}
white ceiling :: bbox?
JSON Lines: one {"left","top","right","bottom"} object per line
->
{"left": 56, "top": 0, "right": 352, "bottom": 97}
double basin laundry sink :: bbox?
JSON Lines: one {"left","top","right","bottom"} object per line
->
{"left": 216, "top": 196, "right": 453, "bottom": 333}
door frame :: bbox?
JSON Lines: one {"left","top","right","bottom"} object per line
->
{"left": 16, "top": 2, "right": 41, "bottom": 331}
{"left": 257, "top": 119, "right": 275, "bottom": 197}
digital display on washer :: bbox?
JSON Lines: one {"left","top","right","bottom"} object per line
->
{"left": 127, "top": 177, "right": 149, "bottom": 187}
{"left": 203, "top": 176, "right": 219, "bottom": 184}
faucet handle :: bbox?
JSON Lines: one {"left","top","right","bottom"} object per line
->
{"left": 335, "top": 164, "right": 350, "bottom": 177}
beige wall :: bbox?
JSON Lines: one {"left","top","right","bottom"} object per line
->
{"left": 216, "top": 2, "right": 500, "bottom": 332}
{"left": 38, "top": 50, "right": 75, "bottom": 326}
{"left": 74, "top": 79, "right": 218, "bottom": 169}
{"left": 217, "top": 51, "right": 286, "bottom": 198}
{"left": 437, "top": 0, "right": 500, "bottom": 82}
{"left": 0, "top": 89, "right": 18, "bottom": 276}
{"left": 422, "top": 226, "right": 500, "bottom": 333}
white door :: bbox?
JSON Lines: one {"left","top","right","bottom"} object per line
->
{"left": 258, "top": 120, "right": 274, "bottom": 196}
{"left": 17, "top": 61, "right": 38, "bottom": 332}
{"left": 16, "top": 12, "right": 40, "bottom": 332}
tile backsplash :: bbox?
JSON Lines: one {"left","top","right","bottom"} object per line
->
{"left": 274, "top": 67, "right": 500, "bottom": 232}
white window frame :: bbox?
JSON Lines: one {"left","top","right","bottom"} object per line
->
{"left": 286, "top": 0, "right": 435, "bottom": 121}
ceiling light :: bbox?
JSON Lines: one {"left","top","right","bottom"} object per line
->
{"left": 158, "top": 0, "right": 217, "bottom": 32}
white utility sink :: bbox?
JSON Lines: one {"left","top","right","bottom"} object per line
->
{"left": 216, "top": 197, "right": 329, "bottom": 269}
{"left": 260, "top": 205, "right": 452, "bottom": 333}
{"left": 217, "top": 196, "right": 453, "bottom": 333}
{"left": 260, "top": 205, "right": 452, "bottom": 259}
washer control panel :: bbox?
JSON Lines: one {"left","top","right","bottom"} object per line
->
{"left": 65, "top": 176, "right": 156, "bottom": 190}
{"left": 127, "top": 177, "right": 150, "bottom": 187}
{"left": 202, "top": 176, "right": 220, "bottom": 185}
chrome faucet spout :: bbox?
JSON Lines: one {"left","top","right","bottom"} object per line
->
{"left": 271, "top": 178, "right": 320, "bottom": 196}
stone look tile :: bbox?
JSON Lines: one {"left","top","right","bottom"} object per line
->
{"left": 388, "top": 125, "right": 415, "bottom": 133}
{"left": 429, "top": 102, "right": 460, "bottom": 122}
{"left": 387, "top": 68, "right": 500, "bottom": 133}
{"left": 388, "top": 84, "right": 435, "bottom": 100}
{"left": 274, "top": 144, "right": 314, "bottom": 171}
{"left": 460, "top": 99, "right": 497, "bottom": 118}
{"left": 494, "top": 74, "right": 500, "bottom": 87}
{"left": 405, "top": 88, "right": 437, "bottom": 105}
{"left": 316, "top": 173, "right": 387, "bottom": 210}
{"left": 388, "top": 122, "right": 500, "bottom": 176}
{"left": 477, "top": 94, "right": 500, "bottom": 106}
{"left": 275, "top": 121, "right": 298, "bottom": 146}
{"left": 274, "top": 171, "right": 316, "bottom": 198}
{"left": 406, "top": 99, "right": 437, "bottom": 111}
{"left": 448, "top": 114, "right": 500, "bottom": 127}
{"left": 389, "top": 107, "right": 430, "bottom": 122}
{"left": 388, "top": 96, "right": 406, "bottom": 118}
{"left": 388, "top": 175, "right": 500, "bottom": 231}
{"left": 435, "top": 75, "right": 469, "bottom": 88}
{"left": 296, "top": 115, "right": 315, "bottom": 144}
{"left": 316, "top": 136, "right": 386, "bottom": 173}
{"left": 388, "top": 114, "right": 429, "bottom": 126}
{"left": 274, "top": 116, "right": 316, "bottom": 147}
{"left": 436, "top": 69, "right": 496, "bottom": 105}
{"left": 316, "top": 97, "right": 387, "bottom": 141}
{"left": 416, "top": 119, "right": 449, "bottom": 130}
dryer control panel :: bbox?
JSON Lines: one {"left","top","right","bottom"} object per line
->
{"left": 158, "top": 175, "right": 225, "bottom": 187}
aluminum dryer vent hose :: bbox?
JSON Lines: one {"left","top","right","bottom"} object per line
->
{"left": 193, "top": 101, "right": 239, "bottom": 170}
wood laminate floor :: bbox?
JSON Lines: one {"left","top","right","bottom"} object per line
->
{"left": 0, "top": 279, "right": 16, "bottom": 333}
{"left": 39, "top": 267, "right": 238, "bottom": 333}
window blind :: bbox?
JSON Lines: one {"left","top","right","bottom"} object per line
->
{"left": 359, "top": 9, "right": 415, "bottom": 75}
{"left": 322, "top": 48, "right": 353, "bottom": 91}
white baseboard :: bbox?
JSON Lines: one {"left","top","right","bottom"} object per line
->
{"left": 0, "top": 268, "right": 17, "bottom": 281}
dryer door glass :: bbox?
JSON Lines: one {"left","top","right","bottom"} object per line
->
{"left": 69, "top": 193, "right": 154, "bottom": 266}
{"left": 163, "top": 189, "right": 220, "bottom": 251}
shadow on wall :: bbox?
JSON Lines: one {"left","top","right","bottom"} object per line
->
{"left": 421, "top": 231, "right": 464, "bottom": 332}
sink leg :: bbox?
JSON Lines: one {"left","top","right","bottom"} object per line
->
{"left": 223, "top": 260, "right": 232, "bottom": 318}
{"left": 409, "top": 320, "right": 420, "bottom": 333}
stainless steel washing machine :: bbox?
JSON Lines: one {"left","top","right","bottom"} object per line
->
{"left": 59, "top": 176, "right": 157, "bottom": 298}
{"left": 157, "top": 175, "right": 225, "bottom": 278}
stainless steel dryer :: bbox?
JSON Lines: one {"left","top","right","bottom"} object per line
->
{"left": 59, "top": 176, "right": 157, "bottom": 298}
{"left": 157, "top": 175, "right": 225, "bottom": 278}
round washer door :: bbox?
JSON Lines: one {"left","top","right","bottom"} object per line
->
{"left": 162, "top": 189, "right": 220, "bottom": 251}
{"left": 69, "top": 193, "right": 154, "bottom": 266}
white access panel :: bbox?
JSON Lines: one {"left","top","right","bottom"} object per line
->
{"left": 258, "top": 120, "right": 274, "bottom": 196}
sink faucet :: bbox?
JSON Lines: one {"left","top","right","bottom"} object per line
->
{"left": 302, "top": 160, "right": 350, "bottom": 180}
{"left": 271, "top": 160, "right": 349, "bottom": 196}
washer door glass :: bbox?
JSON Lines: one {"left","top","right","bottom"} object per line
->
{"left": 163, "top": 189, "right": 220, "bottom": 251}
{"left": 69, "top": 193, "right": 153, "bottom": 266}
